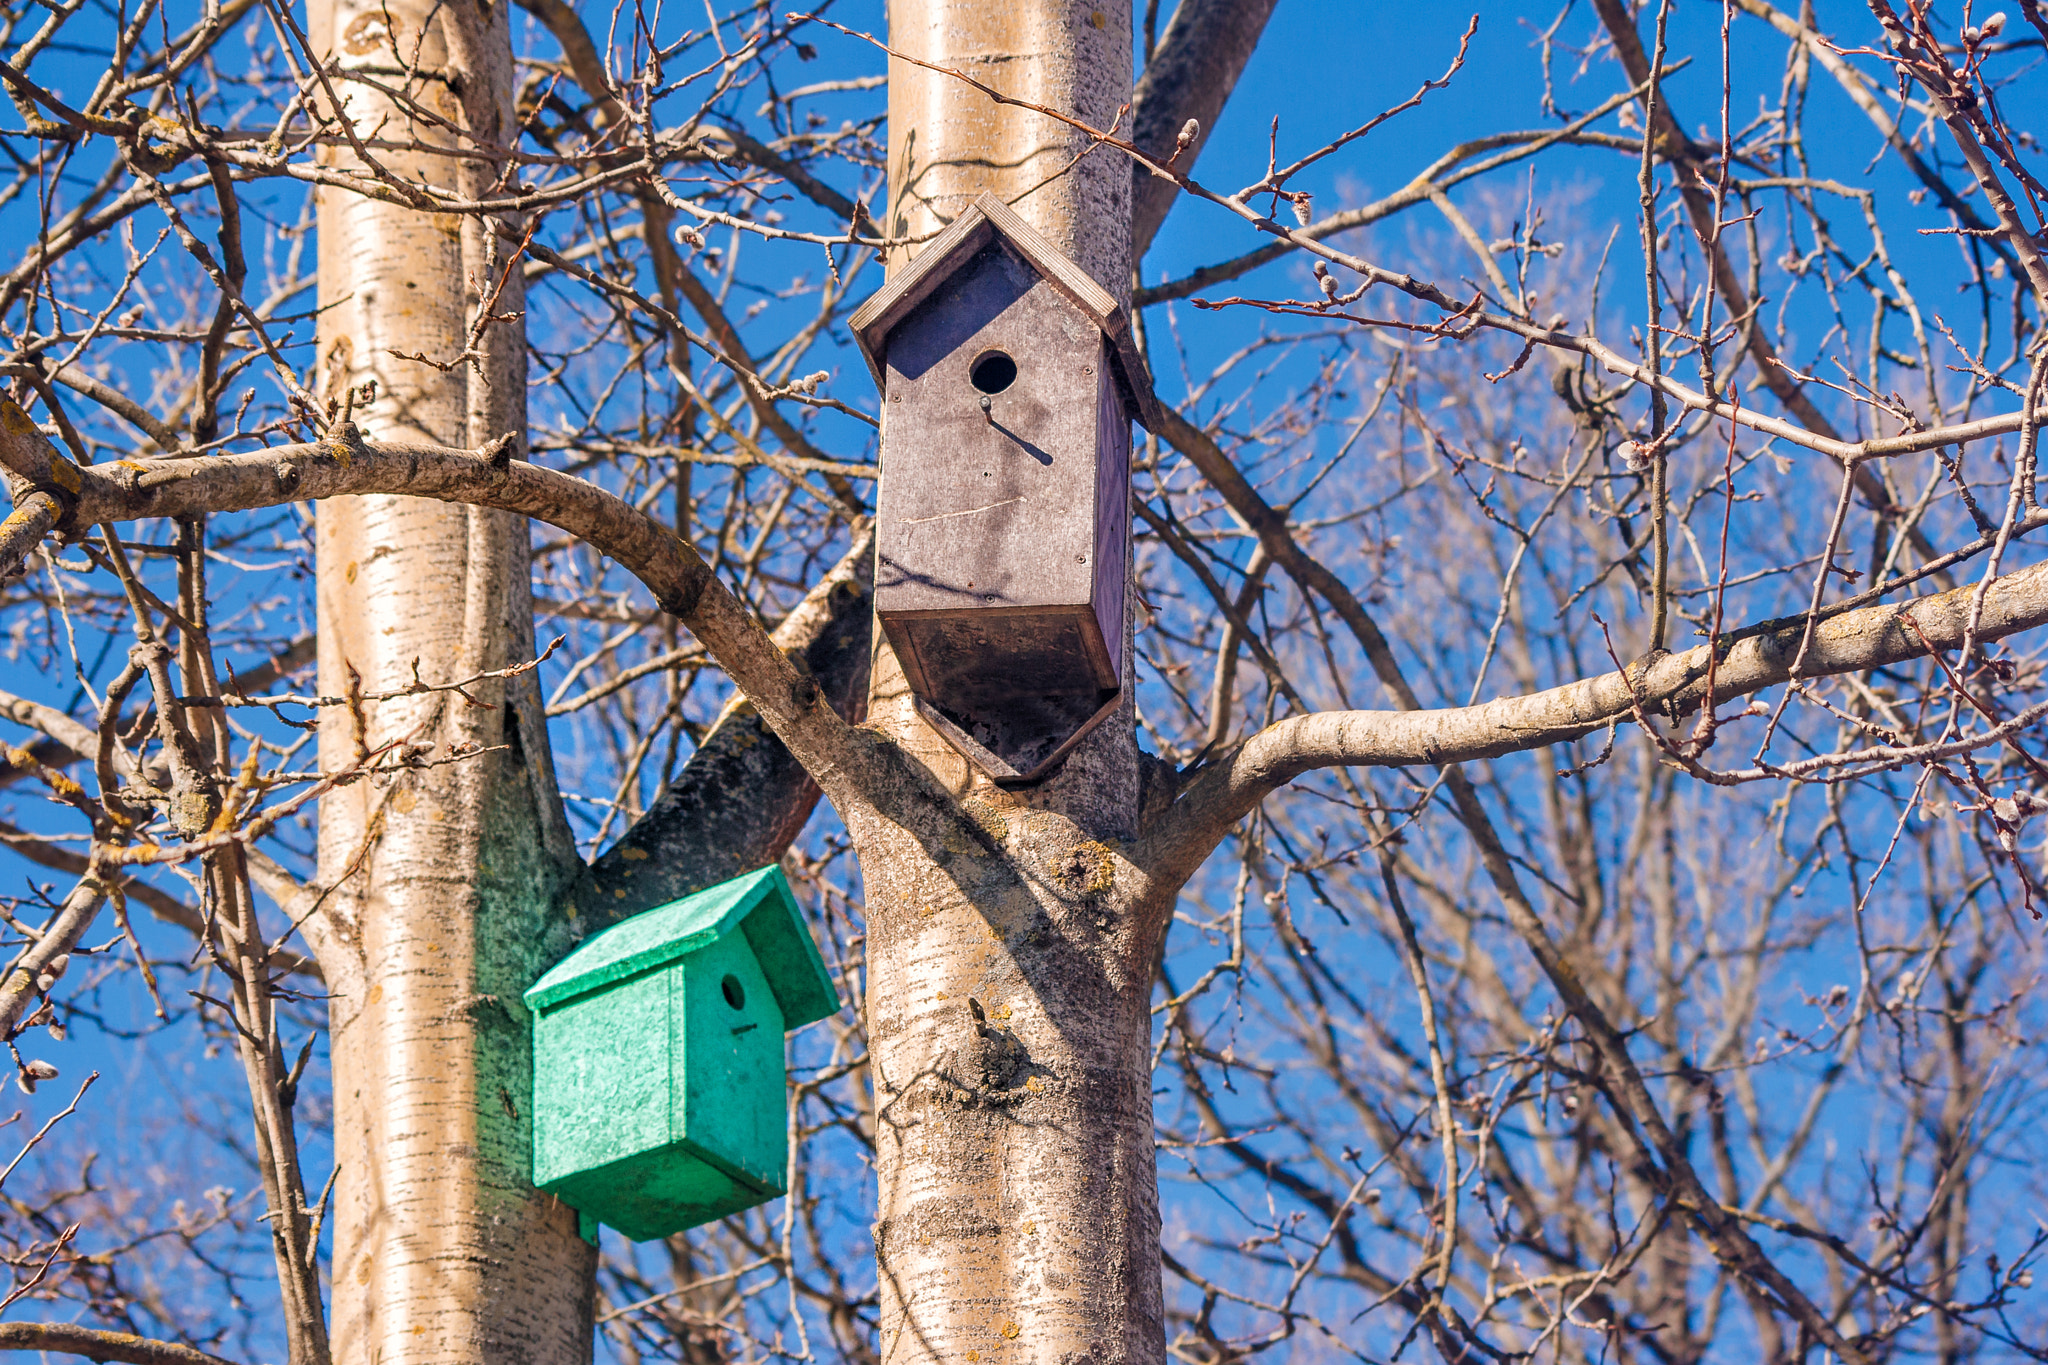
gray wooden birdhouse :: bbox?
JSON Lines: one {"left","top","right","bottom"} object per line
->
{"left": 851, "top": 193, "right": 1160, "bottom": 781}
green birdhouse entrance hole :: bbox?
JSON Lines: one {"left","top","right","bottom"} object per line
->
{"left": 524, "top": 865, "right": 840, "bottom": 1242}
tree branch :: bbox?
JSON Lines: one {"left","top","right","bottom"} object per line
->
{"left": 1151, "top": 556, "right": 2048, "bottom": 868}
{"left": 0, "top": 413, "right": 891, "bottom": 816}
{"left": 0, "top": 818, "right": 318, "bottom": 979}
{"left": 0, "top": 1322, "right": 244, "bottom": 1365}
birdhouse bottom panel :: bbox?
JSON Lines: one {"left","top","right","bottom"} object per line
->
{"left": 541, "top": 1138, "right": 782, "bottom": 1243}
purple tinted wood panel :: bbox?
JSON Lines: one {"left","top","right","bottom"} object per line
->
{"left": 1092, "top": 352, "right": 1129, "bottom": 680}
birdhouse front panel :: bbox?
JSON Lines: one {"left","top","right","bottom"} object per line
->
{"left": 676, "top": 931, "right": 787, "bottom": 1194}
{"left": 874, "top": 236, "right": 1120, "bottom": 703}
{"left": 528, "top": 953, "right": 785, "bottom": 1242}
{"left": 530, "top": 966, "right": 672, "bottom": 1191}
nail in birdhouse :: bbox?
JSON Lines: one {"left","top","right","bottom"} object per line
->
{"left": 851, "top": 193, "right": 1161, "bottom": 780}
{"left": 524, "top": 864, "right": 839, "bottom": 1242}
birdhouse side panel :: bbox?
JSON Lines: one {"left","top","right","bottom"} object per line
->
{"left": 1092, "top": 352, "right": 1130, "bottom": 680}
{"left": 678, "top": 934, "right": 790, "bottom": 1196}
{"left": 875, "top": 241, "right": 1101, "bottom": 618}
{"left": 531, "top": 968, "right": 674, "bottom": 1190}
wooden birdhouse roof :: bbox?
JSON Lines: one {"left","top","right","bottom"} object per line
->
{"left": 525, "top": 864, "right": 839, "bottom": 1026}
{"left": 849, "top": 192, "right": 1165, "bottom": 432}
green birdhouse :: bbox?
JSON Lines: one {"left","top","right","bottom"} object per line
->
{"left": 524, "top": 865, "right": 840, "bottom": 1242}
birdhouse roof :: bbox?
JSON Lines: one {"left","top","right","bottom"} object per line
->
{"left": 524, "top": 864, "right": 840, "bottom": 1026}
{"left": 849, "top": 192, "right": 1165, "bottom": 432}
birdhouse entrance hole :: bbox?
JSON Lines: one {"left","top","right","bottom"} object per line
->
{"left": 969, "top": 350, "right": 1017, "bottom": 394}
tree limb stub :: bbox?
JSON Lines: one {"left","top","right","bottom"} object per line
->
{"left": 589, "top": 523, "right": 874, "bottom": 920}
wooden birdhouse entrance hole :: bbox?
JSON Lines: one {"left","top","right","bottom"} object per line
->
{"left": 851, "top": 194, "right": 1161, "bottom": 784}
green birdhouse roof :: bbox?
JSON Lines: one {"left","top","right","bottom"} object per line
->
{"left": 524, "top": 864, "right": 840, "bottom": 1025}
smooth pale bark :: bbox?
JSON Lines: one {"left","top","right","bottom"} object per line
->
{"left": 871, "top": 5, "right": 1167, "bottom": 1362}
{"left": 307, "top": 0, "right": 592, "bottom": 1355}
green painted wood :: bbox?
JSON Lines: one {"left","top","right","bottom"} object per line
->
{"left": 524, "top": 864, "right": 842, "bottom": 1241}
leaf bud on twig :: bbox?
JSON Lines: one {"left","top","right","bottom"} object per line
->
{"left": 1313, "top": 260, "right": 1339, "bottom": 303}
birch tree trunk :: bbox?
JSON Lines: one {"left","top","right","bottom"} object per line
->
{"left": 309, "top": 0, "right": 592, "bottom": 1357}
{"left": 866, "top": 5, "right": 1164, "bottom": 1362}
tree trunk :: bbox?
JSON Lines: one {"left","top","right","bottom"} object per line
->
{"left": 867, "top": 4, "right": 1164, "bottom": 1362}
{"left": 309, "top": 0, "right": 592, "bottom": 1357}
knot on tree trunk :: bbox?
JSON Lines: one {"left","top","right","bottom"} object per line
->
{"left": 946, "top": 997, "right": 1034, "bottom": 1102}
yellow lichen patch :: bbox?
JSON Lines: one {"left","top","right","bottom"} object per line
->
{"left": 344, "top": 560, "right": 359, "bottom": 584}
{"left": 1024, "top": 1075, "right": 1043, "bottom": 1094}
{"left": 1020, "top": 1219, "right": 1036, "bottom": 1235}
{"left": 1000, "top": 1321, "right": 1020, "bottom": 1340}
{"left": 962, "top": 799, "right": 1009, "bottom": 845}
{"left": 966, "top": 1353, "right": 979, "bottom": 1362}
{"left": 391, "top": 787, "right": 417, "bottom": 814}
{"left": 993, "top": 1004, "right": 1011, "bottom": 1020}
{"left": 1071, "top": 840, "right": 1116, "bottom": 895}
{"left": 621, "top": 846, "right": 650, "bottom": 861}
